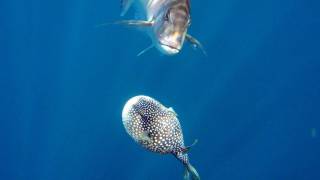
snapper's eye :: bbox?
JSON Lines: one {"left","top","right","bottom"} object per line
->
{"left": 164, "top": 10, "right": 170, "bottom": 21}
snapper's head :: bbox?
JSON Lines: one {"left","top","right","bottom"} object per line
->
{"left": 154, "top": 4, "right": 191, "bottom": 55}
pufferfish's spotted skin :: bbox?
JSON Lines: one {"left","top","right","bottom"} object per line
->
{"left": 122, "top": 95, "right": 200, "bottom": 180}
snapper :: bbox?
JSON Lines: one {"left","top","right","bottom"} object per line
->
{"left": 117, "top": 0, "right": 206, "bottom": 56}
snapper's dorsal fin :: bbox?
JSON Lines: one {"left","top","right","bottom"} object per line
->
{"left": 121, "top": 0, "right": 134, "bottom": 16}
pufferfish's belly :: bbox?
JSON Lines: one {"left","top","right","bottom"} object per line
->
{"left": 141, "top": 115, "right": 183, "bottom": 153}
{"left": 122, "top": 95, "right": 185, "bottom": 154}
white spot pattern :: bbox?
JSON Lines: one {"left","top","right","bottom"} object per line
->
{"left": 122, "top": 95, "right": 187, "bottom": 157}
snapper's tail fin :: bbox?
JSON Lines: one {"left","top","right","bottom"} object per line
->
{"left": 184, "top": 163, "right": 200, "bottom": 180}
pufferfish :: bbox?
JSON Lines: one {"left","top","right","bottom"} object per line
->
{"left": 122, "top": 95, "right": 200, "bottom": 180}
{"left": 111, "top": 0, "right": 206, "bottom": 56}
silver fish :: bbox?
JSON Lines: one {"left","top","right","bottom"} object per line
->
{"left": 122, "top": 95, "right": 200, "bottom": 180}
{"left": 116, "top": 0, "right": 206, "bottom": 56}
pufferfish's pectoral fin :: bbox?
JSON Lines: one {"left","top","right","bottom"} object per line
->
{"left": 181, "top": 139, "right": 198, "bottom": 154}
{"left": 168, "top": 107, "right": 178, "bottom": 116}
{"left": 120, "top": 0, "right": 134, "bottom": 16}
{"left": 114, "top": 20, "right": 154, "bottom": 27}
{"left": 185, "top": 34, "right": 207, "bottom": 56}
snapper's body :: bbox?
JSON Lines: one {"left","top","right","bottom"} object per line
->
{"left": 118, "top": 0, "right": 205, "bottom": 55}
{"left": 122, "top": 95, "right": 200, "bottom": 180}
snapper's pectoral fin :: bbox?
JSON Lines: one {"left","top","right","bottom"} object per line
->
{"left": 114, "top": 20, "right": 154, "bottom": 27}
{"left": 120, "top": 0, "right": 134, "bottom": 16}
{"left": 137, "top": 44, "right": 154, "bottom": 56}
{"left": 182, "top": 139, "right": 198, "bottom": 154}
{"left": 95, "top": 20, "right": 153, "bottom": 29}
{"left": 185, "top": 34, "right": 207, "bottom": 56}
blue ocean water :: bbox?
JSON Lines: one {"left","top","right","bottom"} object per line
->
{"left": 1, "top": 0, "right": 320, "bottom": 179}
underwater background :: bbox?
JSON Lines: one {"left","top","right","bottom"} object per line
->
{"left": 1, "top": 0, "right": 320, "bottom": 179}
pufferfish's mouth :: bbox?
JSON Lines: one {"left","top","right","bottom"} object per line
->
{"left": 159, "top": 42, "right": 181, "bottom": 55}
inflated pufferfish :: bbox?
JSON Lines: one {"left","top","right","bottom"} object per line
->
{"left": 122, "top": 95, "right": 200, "bottom": 180}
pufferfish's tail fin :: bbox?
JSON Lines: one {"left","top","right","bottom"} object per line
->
{"left": 184, "top": 163, "right": 200, "bottom": 180}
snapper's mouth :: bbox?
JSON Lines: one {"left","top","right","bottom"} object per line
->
{"left": 159, "top": 42, "right": 181, "bottom": 55}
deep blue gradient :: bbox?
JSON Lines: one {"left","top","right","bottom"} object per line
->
{"left": 1, "top": 0, "right": 320, "bottom": 179}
